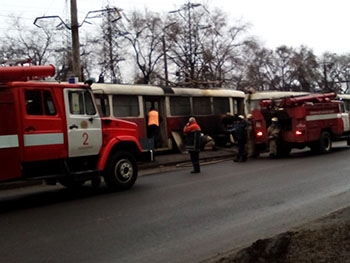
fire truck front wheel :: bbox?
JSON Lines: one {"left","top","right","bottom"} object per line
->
{"left": 104, "top": 151, "right": 138, "bottom": 191}
{"left": 316, "top": 131, "right": 332, "bottom": 154}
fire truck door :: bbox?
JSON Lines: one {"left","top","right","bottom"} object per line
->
{"left": 21, "top": 89, "right": 66, "bottom": 162}
{"left": 0, "top": 90, "right": 21, "bottom": 180}
{"left": 64, "top": 89, "right": 102, "bottom": 157}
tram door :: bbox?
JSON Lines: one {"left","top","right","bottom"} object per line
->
{"left": 144, "top": 96, "right": 167, "bottom": 150}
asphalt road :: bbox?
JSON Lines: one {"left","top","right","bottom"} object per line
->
{"left": 1, "top": 143, "right": 350, "bottom": 263}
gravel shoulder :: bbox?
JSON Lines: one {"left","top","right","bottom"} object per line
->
{"left": 203, "top": 206, "right": 350, "bottom": 263}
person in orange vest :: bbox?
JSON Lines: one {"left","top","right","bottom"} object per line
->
{"left": 183, "top": 117, "right": 202, "bottom": 173}
{"left": 147, "top": 106, "right": 160, "bottom": 149}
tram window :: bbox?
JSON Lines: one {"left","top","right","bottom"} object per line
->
{"left": 170, "top": 96, "right": 190, "bottom": 116}
{"left": 113, "top": 95, "right": 139, "bottom": 117}
{"left": 84, "top": 91, "right": 97, "bottom": 115}
{"left": 193, "top": 97, "right": 211, "bottom": 115}
{"left": 213, "top": 97, "right": 229, "bottom": 114}
{"left": 249, "top": 100, "right": 260, "bottom": 111}
{"left": 94, "top": 94, "right": 110, "bottom": 117}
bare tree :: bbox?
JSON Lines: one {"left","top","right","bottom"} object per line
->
{"left": 245, "top": 43, "right": 281, "bottom": 91}
{"left": 199, "top": 9, "right": 249, "bottom": 88}
{"left": 289, "top": 46, "right": 319, "bottom": 92}
{"left": 245, "top": 45, "right": 319, "bottom": 91}
{"left": 95, "top": 6, "right": 125, "bottom": 83}
{"left": 117, "top": 9, "right": 166, "bottom": 84}
{"left": 1, "top": 16, "right": 57, "bottom": 65}
{"left": 335, "top": 54, "right": 350, "bottom": 93}
{"left": 317, "top": 52, "right": 349, "bottom": 93}
{"left": 167, "top": 2, "right": 212, "bottom": 86}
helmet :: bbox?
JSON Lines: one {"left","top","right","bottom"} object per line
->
{"left": 271, "top": 117, "right": 278, "bottom": 122}
{"left": 246, "top": 114, "right": 252, "bottom": 119}
{"left": 238, "top": 115, "right": 244, "bottom": 119}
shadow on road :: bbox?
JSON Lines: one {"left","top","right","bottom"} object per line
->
{"left": 0, "top": 184, "right": 125, "bottom": 214}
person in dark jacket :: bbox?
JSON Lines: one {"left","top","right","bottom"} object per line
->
{"left": 233, "top": 115, "right": 248, "bottom": 162}
{"left": 183, "top": 117, "right": 202, "bottom": 173}
{"left": 222, "top": 112, "right": 235, "bottom": 146}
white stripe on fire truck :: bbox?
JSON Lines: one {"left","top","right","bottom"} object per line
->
{"left": 306, "top": 113, "right": 339, "bottom": 121}
{"left": 0, "top": 135, "right": 19, "bottom": 149}
{"left": 24, "top": 133, "right": 64, "bottom": 146}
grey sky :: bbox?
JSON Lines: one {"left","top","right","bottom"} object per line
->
{"left": 1, "top": 0, "right": 350, "bottom": 55}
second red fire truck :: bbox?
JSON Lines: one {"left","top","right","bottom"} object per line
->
{"left": 0, "top": 65, "right": 143, "bottom": 190}
{"left": 251, "top": 92, "right": 350, "bottom": 157}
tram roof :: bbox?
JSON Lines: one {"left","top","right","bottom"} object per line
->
{"left": 91, "top": 83, "right": 165, "bottom": 95}
{"left": 91, "top": 83, "right": 245, "bottom": 98}
{"left": 337, "top": 93, "right": 350, "bottom": 99}
{"left": 170, "top": 87, "right": 245, "bottom": 97}
{"left": 247, "top": 91, "right": 310, "bottom": 100}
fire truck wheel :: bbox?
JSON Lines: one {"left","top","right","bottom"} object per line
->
{"left": 319, "top": 131, "right": 332, "bottom": 153}
{"left": 104, "top": 151, "right": 138, "bottom": 191}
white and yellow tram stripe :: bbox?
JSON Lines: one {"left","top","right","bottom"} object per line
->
{"left": 0, "top": 133, "right": 64, "bottom": 149}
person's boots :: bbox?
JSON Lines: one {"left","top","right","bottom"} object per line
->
{"left": 191, "top": 162, "right": 200, "bottom": 173}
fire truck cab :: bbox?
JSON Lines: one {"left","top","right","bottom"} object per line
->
{"left": 0, "top": 65, "right": 142, "bottom": 190}
{"left": 252, "top": 92, "right": 350, "bottom": 157}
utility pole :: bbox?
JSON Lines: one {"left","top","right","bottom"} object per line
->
{"left": 34, "top": 3, "right": 121, "bottom": 82}
{"left": 162, "top": 36, "right": 169, "bottom": 87}
{"left": 70, "top": 0, "right": 81, "bottom": 81}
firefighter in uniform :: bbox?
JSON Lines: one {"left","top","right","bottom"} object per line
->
{"left": 267, "top": 117, "right": 281, "bottom": 158}
{"left": 246, "top": 114, "right": 255, "bottom": 157}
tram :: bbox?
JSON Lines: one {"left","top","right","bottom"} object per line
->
{"left": 91, "top": 83, "right": 245, "bottom": 152}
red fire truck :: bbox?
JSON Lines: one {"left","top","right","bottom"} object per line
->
{"left": 251, "top": 92, "right": 350, "bottom": 157}
{"left": 0, "top": 65, "right": 143, "bottom": 190}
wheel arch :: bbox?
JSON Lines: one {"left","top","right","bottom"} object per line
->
{"left": 97, "top": 139, "right": 141, "bottom": 171}
{"left": 310, "top": 129, "right": 332, "bottom": 154}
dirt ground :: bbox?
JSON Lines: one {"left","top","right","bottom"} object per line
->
{"left": 205, "top": 206, "right": 350, "bottom": 263}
